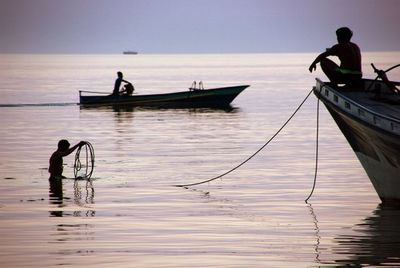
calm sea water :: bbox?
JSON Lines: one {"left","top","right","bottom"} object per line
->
{"left": 1, "top": 52, "right": 400, "bottom": 267}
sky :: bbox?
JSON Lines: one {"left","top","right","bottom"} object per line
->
{"left": 0, "top": 0, "right": 399, "bottom": 54}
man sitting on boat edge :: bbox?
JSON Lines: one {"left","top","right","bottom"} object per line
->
{"left": 112, "top": 71, "right": 133, "bottom": 95}
{"left": 309, "top": 27, "right": 362, "bottom": 87}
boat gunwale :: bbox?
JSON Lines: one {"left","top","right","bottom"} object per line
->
{"left": 80, "top": 85, "right": 249, "bottom": 96}
{"left": 315, "top": 78, "right": 400, "bottom": 136}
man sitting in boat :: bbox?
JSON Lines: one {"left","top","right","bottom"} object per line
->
{"left": 309, "top": 27, "right": 362, "bottom": 86}
{"left": 112, "top": 71, "right": 131, "bottom": 95}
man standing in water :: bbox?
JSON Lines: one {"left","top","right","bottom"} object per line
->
{"left": 48, "top": 140, "right": 86, "bottom": 180}
{"left": 309, "top": 27, "right": 362, "bottom": 85}
{"left": 113, "top": 71, "right": 130, "bottom": 95}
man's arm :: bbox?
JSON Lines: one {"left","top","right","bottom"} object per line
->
{"left": 309, "top": 50, "right": 330, "bottom": 73}
{"left": 60, "top": 141, "right": 86, "bottom": 157}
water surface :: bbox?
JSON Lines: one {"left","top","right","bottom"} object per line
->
{"left": 1, "top": 52, "right": 400, "bottom": 267}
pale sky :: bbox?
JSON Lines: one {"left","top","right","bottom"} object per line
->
{"left": 0, "top": 0, "right": 399, "bottom": 54}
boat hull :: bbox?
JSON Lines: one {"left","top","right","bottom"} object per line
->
{"left": 79, "top": 85, "right": 249, "bottom": 108}
{"left": 314, "top": 79, "right": 400, "bottom": 203}
{"left": 324, "top": 101, "right": 400, "bottom": 203}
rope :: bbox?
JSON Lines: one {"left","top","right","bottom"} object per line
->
{"left": 74, "top": 141, "right": 95, "bottom": 179}
{"left": 366, "top": 63, "right": 400, "bottom": 92}
{"left": 174, "top": 88, "right": 314, "bottom": 187}
{"left": 384, "top": 63, "right": 400, "bottom": 73}
{"left": 305, "top": 90, "right": 320, "bottom": 202}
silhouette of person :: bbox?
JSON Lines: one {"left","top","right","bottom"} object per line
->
{"left": 113, "top": 71, "right": 130, "bottom": 95}
{"left": 119, "top": 82, "right": 135, "bottom": 95}
{"left": 48, "top": 140, "right": 86, "bottom": 180}
{"left": 309, "top": 27, "right": 362, "bottom": 85}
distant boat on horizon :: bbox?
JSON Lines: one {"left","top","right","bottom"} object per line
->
{"left": 123, "top": 51, "right": 138, "bottom": 55}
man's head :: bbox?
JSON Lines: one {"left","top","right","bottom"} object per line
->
{"left": 336, "top": 27, "right": 353, "bottom": 43}
{"left": 117, "top": 71, "right": 123, "bottom": 78}
{"left": 58, "top": 139, "right": 70, "bottom": 151}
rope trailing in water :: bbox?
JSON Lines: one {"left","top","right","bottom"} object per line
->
{"left": 174, "top": 88, "right": 315, "bottom": 188}
{"left": 305, "top": 90, "right": 320, "bottom": 203}
{"left": 74, "top": 141, "right": 95, "bottom": 179}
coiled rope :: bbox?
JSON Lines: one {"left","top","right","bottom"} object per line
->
{"left": 74, "top": 141, "right": 95, "bottom": 179}
{"left": 174, "top": 88, "right": 318, "bottom": 195}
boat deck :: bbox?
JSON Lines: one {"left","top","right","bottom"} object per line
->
{"left": 324, "top": 82, "right": 400, "bottom": 122}
{"left": 345, "top": 93, "right": 400, "bottom": 120}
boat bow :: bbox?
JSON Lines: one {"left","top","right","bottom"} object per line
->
{"left": 314, "top": 78, "right": 400, "bottom": 203}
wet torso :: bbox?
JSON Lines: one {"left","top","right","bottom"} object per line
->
{"left": 48, "top": 152, "right": 63, "bottom": 178}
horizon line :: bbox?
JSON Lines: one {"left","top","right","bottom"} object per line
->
{"left": 1, "top": 50, "right": 399, "bottom": 55}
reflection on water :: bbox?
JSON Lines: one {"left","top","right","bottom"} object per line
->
{"left": 49, "top": 179, "right": 63, "bottom": 204}
{"left": 308, "top": 203, "right": 322, "bottom": 264}
{"left": 314, "top": 204, "right": 400, "bottom": 267}
{"left": 73, "top": 179, "right": 95, "bottom": 217}
{"left": 49, "top": 178, "right": 64, "bottom": 217}
{"left": 333, "top": 205, "right": 400, "bottom": 267}
{"left": 49, "top": 178, "right": 95, "bottom": 217}
{"left": 79, "top": 103, "right": 239, "bottom": 114}
{"left": 1, "top": 53, "right": 399, "bottom": 267}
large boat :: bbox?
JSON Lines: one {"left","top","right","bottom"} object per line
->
{"left": 313, "top": 67, "right": 400, "bottom": 204}
{"left": 79, "top": 85, "right": 249, "bottom": 108}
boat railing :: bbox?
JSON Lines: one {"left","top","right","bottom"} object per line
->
{"left": 315, "top": 78, "right": 400, "bottom": 135}
{"left": 189, "top": 81, "right": 205, "bottom": 91}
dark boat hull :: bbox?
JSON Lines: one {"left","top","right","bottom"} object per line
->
{"left": 314, "top": 79, "right": 400, "bottom": 203}
{"left": 79, "top": 85, "right": 249, "bottom": 108}
{"left": 324, "top": 99, "right": 400, "bottom": 203}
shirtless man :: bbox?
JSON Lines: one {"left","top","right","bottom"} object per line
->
{"left": 309, "top": 27, "right": 362, "bottom": 85}
{"left": 112, "top": 71, "right": 130, "bottom": 95}
{"left": 48, "top": 140, "right": 86, "bottom": 179}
